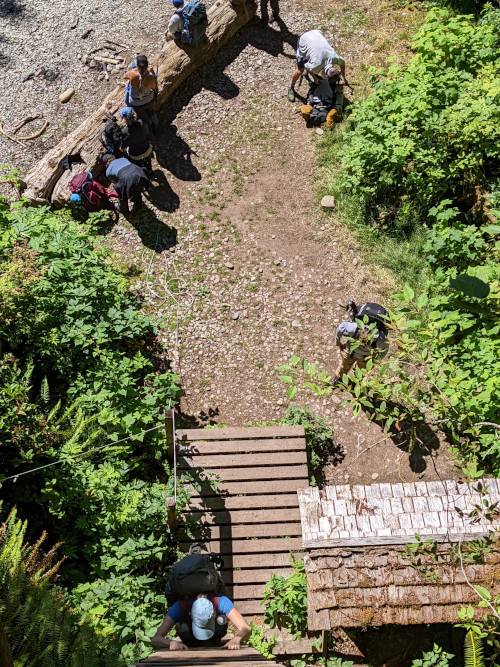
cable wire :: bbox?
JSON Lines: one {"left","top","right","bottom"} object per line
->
{"left": 1, "top": 423, "right": 164, "bottom": 484}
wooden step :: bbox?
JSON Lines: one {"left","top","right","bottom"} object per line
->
{"left": 188, "top": 494, "right": 300, "bottom": 511}
{"left": 183, "top": 508, "right": 301, "bottom": 525}
{"left": 179, "top": 438, "right": 306, "bottom": 455}
{"left": 179, "top": 451, "right": 307, "bottom": 469}
{"left": 178, "top": 537, "right": 304, "bottom": 555}
{"left": 180, "top": 523, "right": 303, "bottom": 541}
{"left": 182, "top": 466, "right": 309, "bottom": 482}
{"left": 187, "top": 479, "right": 307, "bottom": 498}
{"left": 177, "top": 426, "right": 305, "bottom": 441}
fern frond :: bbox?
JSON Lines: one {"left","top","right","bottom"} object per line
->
{"left": 464, "top": 630, "right": 484, "bottom": 667}
{"left": 46, "top": 399, "right": 62, "bottom": 424}
{"left": 40, "top": 376, "right": 50, "bottom": 405}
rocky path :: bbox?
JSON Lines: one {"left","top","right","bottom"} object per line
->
{"left": 3, "top": 0, "right": 458, "bottom": 484}
{"left": 105, "top": 1, "right": 458, "bottom": 485}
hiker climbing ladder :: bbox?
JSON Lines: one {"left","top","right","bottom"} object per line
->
{"left": 176, "top": 425, "right": 309, "bottom": 618}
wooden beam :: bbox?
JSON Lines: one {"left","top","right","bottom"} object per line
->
{"left": 179, "top": 437, "right": 307, "bottom": 455}
{"left": 23, "top": 0, "right": 256, "bottom": 205}
{"left": 187, "top": 479, "right": 306, "bottom": 497}
{"left": 182, "top": 507, "right": 301, "bottom": 525}
{"left": 179, "top": 451, "right": 307, "bottom": 469}
{"left": 177, "top": 537, "right": 304, "bottom": 554}
{"left": 176, "top": 426, "right": 305, "bottom": 441}
{"left": 188, "top": 493, "right": 301, "bottom": 511}
{"left": 184, "top": 465, "right": 309, "bottom": 482}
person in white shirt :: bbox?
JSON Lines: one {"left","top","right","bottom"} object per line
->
{"left": 288, "top": 30, "right": 346, "bottom": 102}
{"left": 167, "top": 0, "right": 186, "bottom": 40}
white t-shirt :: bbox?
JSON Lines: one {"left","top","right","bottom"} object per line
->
{"left": 297, "top": 30, "right": 345, "bottom": 78}
{"left": 168, "top": 11, "right": 184, "bottom": 37}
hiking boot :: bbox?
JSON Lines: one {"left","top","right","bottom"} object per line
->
{"left": 330, "top": 375, "right": 339, "bottom": 388}
{"left": 287, "top": 86, "right": 296, "bottom": 102}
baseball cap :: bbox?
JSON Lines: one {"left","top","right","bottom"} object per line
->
{"left": 102, "top": 153, "right": 114, "bottom": 165}
{"left": 136, "top": 55, "right": 148, "bottom": 67}
{"left": 172, "top": 0, "right": 186, "bottom": 7}
{"left": 70, "top": 193, "right": 81, "bottom": 202}
{"left": 120, "top": 107, "right": 135, "bottom": 118}
{"left": 190, "top": 598, "right": 215, "bottom": 641}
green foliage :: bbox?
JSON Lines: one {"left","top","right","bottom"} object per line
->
{"left": 261, "top": 554, "right": 308, "bottom": 640}
{"left": 247, "top": 621, "right": 277, "bottom": 658}
{"left": 327, "top": 7, "right": 500, "bottom": 235}
{"left": 404, "top": 535, "right": 439, "bottom": 582}
{"left": 0, "top": 506, "right": 124, "bottom": 666}
{"left": 282, "top": 405, "right": 335, "bottom": 478}
{"left": 411, "top": 643, "right": 454, "bottom": 667}
{"left": 0, "top": 202, "right": 183, "bottom": 662}
{"left": 463, "top": 630, "right": 485, "bottom": 667}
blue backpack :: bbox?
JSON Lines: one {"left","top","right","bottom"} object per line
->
{"left": 180, "top": 1, "right": 208, "bottom": 46}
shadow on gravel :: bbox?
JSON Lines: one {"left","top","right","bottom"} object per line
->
{"left": 127, "top": 205, "right": 178, "bottom": 252}
{"left": 155, "top": 124, "right": 201, "bottom": 182}
{"left": 158, "top": 15, "right": 300, "bottom": 126}
{"left": 0, "top": 34, "right": 11, "bottom": 66}
{"left": 0, "top": 0, "right": 25, "bottom": 17}
{"left": 145, "top": 168, "right": 181, "bottom": 212}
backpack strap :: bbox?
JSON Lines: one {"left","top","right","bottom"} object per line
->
{"left": 179, "top": 598, "right": 190, "bottom": 625}
{"left": 210, "top": 596, "right": 219, "bottom": 612}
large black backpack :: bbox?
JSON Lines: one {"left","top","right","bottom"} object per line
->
{"left": 165, "top": 553, "right": 226, "bottom": 606}
{"left": 180, "top": 1, "right": 208, "bottom": 45}
{"left": 355, "top": 302, "right": 389, "bottom": 333}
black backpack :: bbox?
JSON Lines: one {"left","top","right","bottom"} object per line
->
{"left": 102, "top": 115, "right": 124, "bottom": 156}
{"left": 180, "top": 1, "right": 208, "bottom": 45}
{"left": 165, "top": 553, "right": 226, "bottom": 606}
{"left": 355, "top": 302, "right": 389, "bottom": 333}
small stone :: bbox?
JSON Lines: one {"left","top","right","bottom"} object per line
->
{"left": 321, "top": 195, "right": 336, "bottom": 208}
{"left": 353, "top": 258, "right": 359, "bottom": 266}
{"left": 371, "top": 473, "right": 379, "bottom": 480}
{"left": 81, "top": 27, "right": 93, "bottom": 38}
{"left": 315, "top": 128, "right": 324, "bottom": 136}
{"left": 232, "top": 312, "right": 239, "bottom": 320}
{"left": 291, "top": 320, "right": 301, "bottom": 328}
{"left": 59, "top": 88, "right": 75, "bottom": 103}
{"left": 70, "top": 16, "right": 79, "bottom": 29}
{"left": 224, "top": 262, "right": 234, "bottom": 270}
{"left": 274, "top": 259, "right": 280, "bottom": 266}
{"left": 89, "top": 59, "right": 97, "bottom": 68}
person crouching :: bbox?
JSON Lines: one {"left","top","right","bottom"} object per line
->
{"left": 102, "top": 154, "right": 150, "bottom": 215}
{"left": 120, "top": 107, "right": 153, "bottom": 174}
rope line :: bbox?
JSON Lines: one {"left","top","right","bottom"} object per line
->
{"left": 1, "top": 423, "right": 164, "bottom": 484}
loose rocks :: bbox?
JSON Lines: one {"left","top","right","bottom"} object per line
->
{"left": 58, "top": 88, "right": 75, "bottom": 103}
{"left": 321, "top": 195, "right": 336, "bottom": 208}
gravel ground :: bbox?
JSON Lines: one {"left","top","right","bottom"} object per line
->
{"left": 0, "top": 0, "right": 172, "bottom": 171}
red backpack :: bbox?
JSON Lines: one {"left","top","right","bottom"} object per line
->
{"left": 69, "top": 171, "right": 116, "bottom": 213}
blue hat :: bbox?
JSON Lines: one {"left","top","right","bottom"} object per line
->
{"left": 172, "top": 0, "right": 185, "bottom": 8}
{"left": 120, "top": 107, "right": 135, "bottom": 118}
{"left": 70, "top": 193, "right": 81, "bottom": 203}
{"left": 190, "top": 598, "right": 215, "bottom": 641}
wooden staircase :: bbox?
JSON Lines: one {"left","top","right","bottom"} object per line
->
{"left": 132, "top": 645, "right": 285, "bottom": 666}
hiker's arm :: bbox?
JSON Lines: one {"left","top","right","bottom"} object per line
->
{"left": 223, "top": 608, "right": 251, "bottom": 650}
{"left": 151, "top": 615, "right": 188, "bottom": 651}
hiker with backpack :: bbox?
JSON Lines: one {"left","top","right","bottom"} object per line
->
{"left": 331, "top": 300, "right": 389, "bottom": 386}
{"left": 102, "top": 154, "right": 150, "bottom": 215}
{"left": 166, "top": 0, "right": 208, "bottom": 46}
{"left": 69, "top": 170, "right": 118, "bottom": 216}
{"left": 288, "top": 30, "right": 346, "bottom": 103}
{"left": 120, "top": 107, "right": 153, "bottom": 174}
{"left": 124, "top": 55, "right": 159, "bottom": 129}
{"left": 101, "top": 113, "right": 125, "bottom": 157}
{"left": 151, "top": 548, "right": 251, "bottom": 651}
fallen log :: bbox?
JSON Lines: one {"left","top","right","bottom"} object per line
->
{"left": 23, "top": 0, "right": 256, "bottom": 205}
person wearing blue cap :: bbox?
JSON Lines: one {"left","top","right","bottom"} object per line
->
{"left": 151, "top": 592, "right": 251, "bottom": 651}
{"left": 120, "top": 107, "right": 153, "bottom": 174}
{"left": 102, "top": 153, "right": 150, "bottom": 214}
{"left": 167, "top": 0, "right": 187, "bottom": 41}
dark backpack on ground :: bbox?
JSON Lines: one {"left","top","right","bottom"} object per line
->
{"left": 180, "top": 1, "right": 208, "bottom": 46}
{"left": 69, "top": 171, "right": 114, "bottom": 213}
{"left": 165, "top": 553, "right": 226, "bottom": 606}
{"left": 307, "top": 79, "right": 333, "bottom": 126}
{"left": 355, "top": 302, "right": 389, "bottom": 333}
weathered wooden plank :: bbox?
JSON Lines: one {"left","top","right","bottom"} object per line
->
{"left": 233, "top": 599, "right": 266, "bottom": 617}
{"left": 188, "top": 479, "right": 306, "bottom": 498}
{"left": 178, "top": 438, "right": 307, "bottom": 455}
{"left": 185, "top": 466, "right": 309, "bottom": 482}
{"left": 176, "top": 426, "right": 305, "bottom": 441}
{"left": 225, "top": 567, "right": 293, "bottom": 585}
{"left": 183, "top": 507, "right": 301, "bottom": 525}
{"left": 301, "top": 532, "right": 492, "bottom": 549}
{"left": 180, "top": 523, "right": 304, "bottom": 540}
{"left": 179, "top": 451, "right": 307, "bottom": 469}
{"left": 222, "top": 552, "right": 300, "bottom": 569}
{"left": 188, "top": 494, "right": 301, "bottom": 512}
{"left": 178, "top": 537, "right": 304, "bottom": 555}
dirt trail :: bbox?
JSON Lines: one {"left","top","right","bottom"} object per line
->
{"left": 108, "top": 0, "right": 458, "bottom": 486}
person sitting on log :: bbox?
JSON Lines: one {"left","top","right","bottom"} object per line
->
{"left": 288, "top": 29, "right": 346, "bottom": 102}
{"left": 119, "top": 107, "right": 153, "bottom": 174}
{"left": 150, "top": 545, "right": 251, "bottom": 651}
{"left": 167, "top": 0, "right": 186, "bottom": 40}
{"left": 123, "top": 55, "right": 159, "bottom": 129}
{"left": 102, "top": 153, "right": 150, "bottom": 215}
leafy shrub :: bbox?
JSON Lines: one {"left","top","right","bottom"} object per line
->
{"left": 324, "top": 7, "right": 500, "bottom": 235}
{"left": 0, "top": 201, "right": 183, "bottom": 661}
{"left": 261, "top": 554, "right": 308, "bottom": 639}
{"left": 411, "top": 644, "right": 454, "bottom": 667}
{"left": 0, "top": 506, "right": 124, "bottom": 666}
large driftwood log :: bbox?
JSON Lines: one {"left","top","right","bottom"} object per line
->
{"left": 23, "top": 0, "right": 256, "bottom": 205}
